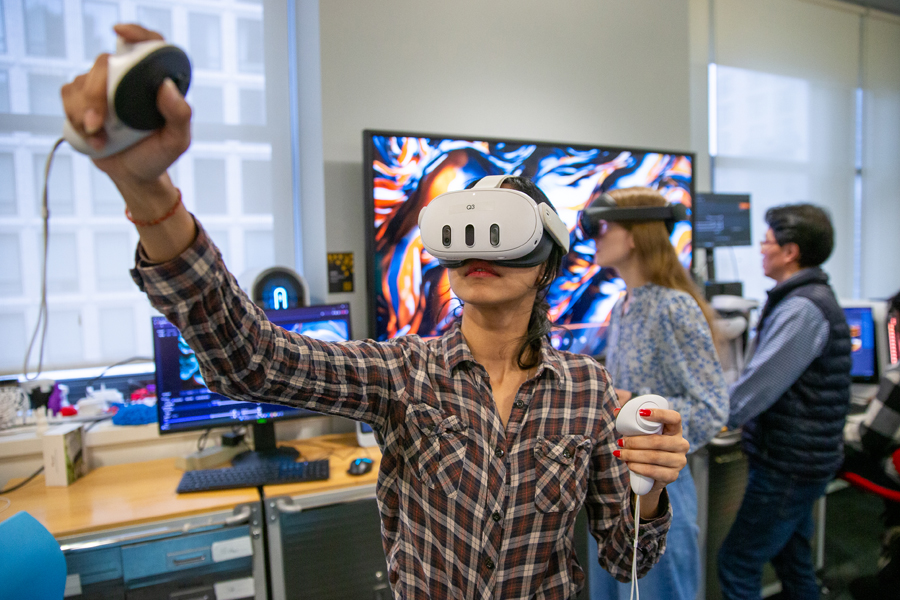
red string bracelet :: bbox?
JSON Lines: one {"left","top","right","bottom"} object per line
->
{"left": 125, "top": 190, "right": 183, "bottom": 227}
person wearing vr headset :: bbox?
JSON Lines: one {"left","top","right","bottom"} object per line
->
{"left": 63, "top": 24, "right": 691, "bottom": 600}
{"left": 580, "top": 188, "right": 730, "bottom": 600}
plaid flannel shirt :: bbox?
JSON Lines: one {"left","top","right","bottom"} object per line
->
{"left": 846, "top": 363, "right": 900, "bottom": 484}
{"left": 131, "top": 223, "right": 671, "bottom": 600}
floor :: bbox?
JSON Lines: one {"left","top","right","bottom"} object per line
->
{"left": 814, "top": 484, "right": 883, "bottom": 600}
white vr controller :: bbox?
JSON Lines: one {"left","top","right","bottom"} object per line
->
{"left": 63, "top": 38, "right": 191, "bottom": 159}
{"left": 615, "top": 394, "right": 669, "bottom": 496}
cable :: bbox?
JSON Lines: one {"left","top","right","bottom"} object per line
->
{"left": 197, "top": 428, "right": 211, "bottom": 452}
{"left": 83, "top": 416, "right": 110, "bottom": 432}
{"left": 85, "top": 356, "right": 153, "bottom": 390}
{"left": 630, "top": 493, "right": 641, "bottom": 600}
{"left": 0, "top": 466, "right": 43, "bottom": 494}
{"left": 0, "top": 416, "right": 107, "bottom": 496}
{"left": 0, "top": 414, "right": 107, "bottom": 500}
{"left": 23, "top": 138, "right": 65, "bottom": 381}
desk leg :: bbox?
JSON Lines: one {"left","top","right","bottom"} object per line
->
{"left": 690, "top": 449, "right": 710, "bottom": 600}
{"left": 814, "top": 494, "right": 826, "bottom": 571}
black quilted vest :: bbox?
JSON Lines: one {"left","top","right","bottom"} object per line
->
{"left": 741, "top": 268, "right": 852, "bottom": 479}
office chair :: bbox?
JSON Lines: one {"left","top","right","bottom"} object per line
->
{"left": 0, "top": 511, "right": 67, "bottom": 599}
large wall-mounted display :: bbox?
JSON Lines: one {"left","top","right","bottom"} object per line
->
{"left": 363, "top": 130, "right": 695, "bottom": 356}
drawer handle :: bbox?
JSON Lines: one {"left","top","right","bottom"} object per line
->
{"left": 225, "top": 505, "right": 252, "bottom": 526}
{"left": 274, "top": 497, "right": 304, "bottom": 514}
{"left": 172, "top": 554, "right": 207, "bottom": 567}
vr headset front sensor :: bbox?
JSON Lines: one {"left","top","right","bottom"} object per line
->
{"left": 418, "top": 175, "right": 570, "bottom": 268}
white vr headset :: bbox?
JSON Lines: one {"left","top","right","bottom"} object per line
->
{"left": 417, "top": 175, "right": 570, "bottom": 269}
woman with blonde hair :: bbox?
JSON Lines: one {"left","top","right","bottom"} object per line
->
{"left": 587, "top": 187, "right": 729, "bottom": 600}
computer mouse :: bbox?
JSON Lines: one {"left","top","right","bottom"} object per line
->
{"left": 348, "top": 457, "right": 373, "bottom": 476}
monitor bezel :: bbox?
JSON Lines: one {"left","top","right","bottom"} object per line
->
{"left": 153, "top": 302, "right": 352, "bottom": 436}
{"left": 362, "top": 128, "right": 696, "bottom": 342}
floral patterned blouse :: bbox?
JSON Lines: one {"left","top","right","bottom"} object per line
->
{"left": 604, "top": 283, "right": 729, "bottom": 452}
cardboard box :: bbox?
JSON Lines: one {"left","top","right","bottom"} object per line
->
{"left": 43, "top": 422, "right": 88, "bottom": 486}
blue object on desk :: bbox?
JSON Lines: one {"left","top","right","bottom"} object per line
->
{"left": 0, "top": 511, "right": 67, "bottom": 599}
{"left": 112, "top": 403, "right": 157, "bottom": 426}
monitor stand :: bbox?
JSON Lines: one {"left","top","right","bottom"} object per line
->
{"left": 230, "top": 420, "right": 300, "bottom": 467}
{"left": 703, "top": 248, "right": 743, "bottom": 301}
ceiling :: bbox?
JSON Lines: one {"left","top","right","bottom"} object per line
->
{"left": 839, "top": 0, "right": 900, "bottom": 15}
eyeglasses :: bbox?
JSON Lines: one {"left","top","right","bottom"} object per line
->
{"left": 759, "top": 238, "right": 778, "bottom": 247}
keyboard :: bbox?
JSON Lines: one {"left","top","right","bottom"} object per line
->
{"left": 176, "top": 459, "right": 330, "bottom": 494}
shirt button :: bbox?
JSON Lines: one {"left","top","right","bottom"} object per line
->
{"left": 513, "top": 400, "right": 525, "bottom": 409}
{"left": 492, "top": 512, "right": 502, "bottom": 522}
{"left": 484, "top": 558, "right": 495, "bottom": 570}
{"left": 494, "top": 446, "right": 505, "bottom": 458}
{"left": 563, "top": 450, "right": 571, "bottom": 459}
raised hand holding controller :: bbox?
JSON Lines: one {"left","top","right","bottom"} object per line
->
{"left": 615, "top": 394, "right": 669, "bottom": 495}
{"left": 63, "top": 37, "right": 191, "bottom": 159}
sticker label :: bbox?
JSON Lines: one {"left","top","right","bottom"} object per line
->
{"left": 211, "top": 535, "right": 253, "bottom": 562}
{"left": 64, "top": 574, "right": 82, "bottom": 597}
{"left": 327, "top": 252, "right": 354, "bottom": 293}
{"left": 214, "top": 576, "right": 255, "bottom": 600}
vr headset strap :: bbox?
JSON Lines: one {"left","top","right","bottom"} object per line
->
{"left": 582, "top": 205, "right": 677, "bottom": 223}
{"left": 473, "top": 174, "right": 510, "bottom": 189}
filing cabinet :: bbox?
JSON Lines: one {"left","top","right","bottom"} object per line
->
{"left": 60, "top": 503, "right": 266, "bottom": 600}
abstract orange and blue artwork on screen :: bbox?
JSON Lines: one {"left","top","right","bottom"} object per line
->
{"left": 364, "top": 131, "right": 694, "bottom": 356}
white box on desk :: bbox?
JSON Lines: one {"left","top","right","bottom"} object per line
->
{"left": 42, "top": 422, "right": 88, "bottom": 486}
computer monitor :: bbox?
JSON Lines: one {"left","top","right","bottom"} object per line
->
{"left": 153, "top": 303, "right": 352, "bottom": 465}
{"left": 363, "top": 129, "right": 695, "bottom": 357}
{"left": 843, "top": 305, "right": 879, "bottom": 384}
{"left": 693, "top": 193, "right": 752, "bottom": 248}
{"left": 841, "top": 300, "right": 891, "bottom": 381}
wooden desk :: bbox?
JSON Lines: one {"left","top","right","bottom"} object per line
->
{"left": 263, "top": 432, "right": 381, "bottom": 497}
{"left": 0, "top": 456, "right": 259, "bottom": 539}
{"left": 0, "top": 432, "right": 380, "bottom": 539}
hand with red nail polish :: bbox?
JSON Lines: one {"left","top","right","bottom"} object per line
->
{"left": 614, "top": 394, "right": 690, "bottom": 516}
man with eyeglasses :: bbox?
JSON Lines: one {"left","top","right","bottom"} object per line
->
{"left": 717, "top": 204, "right": 852, "bottom": 600}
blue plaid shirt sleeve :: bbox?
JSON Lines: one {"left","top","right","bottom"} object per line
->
{"left": 728, "top": 296, "right": 830, "bottom": 429}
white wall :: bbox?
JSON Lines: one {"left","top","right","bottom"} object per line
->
{"left": 861, "top": 13, "right": 900, "bottom": 301}
{"left": 313, "top": 0, "right": 694, "bottom": 338}
{"left": 691, "top": 0, "right": 900, "bottom": 306}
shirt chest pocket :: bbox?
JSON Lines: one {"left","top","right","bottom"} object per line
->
{"left": 406, "top": 403, "right": 469, "bottom": 498}
{"left": 534, "top": 435, "right": 592, "bottom": 513}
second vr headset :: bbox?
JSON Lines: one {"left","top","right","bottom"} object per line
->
{"left": 418, "top": 175, "right": 570, "bottom": 269}
{"left": 580, "top": 193, "right": 688, "bottom": 237}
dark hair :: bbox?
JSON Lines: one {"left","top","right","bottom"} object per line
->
{"left": 764, "top": 203, "right": 834, "bottom": 268}
{"left": 462, "top": 176, "right": 565, "bottom": 370}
